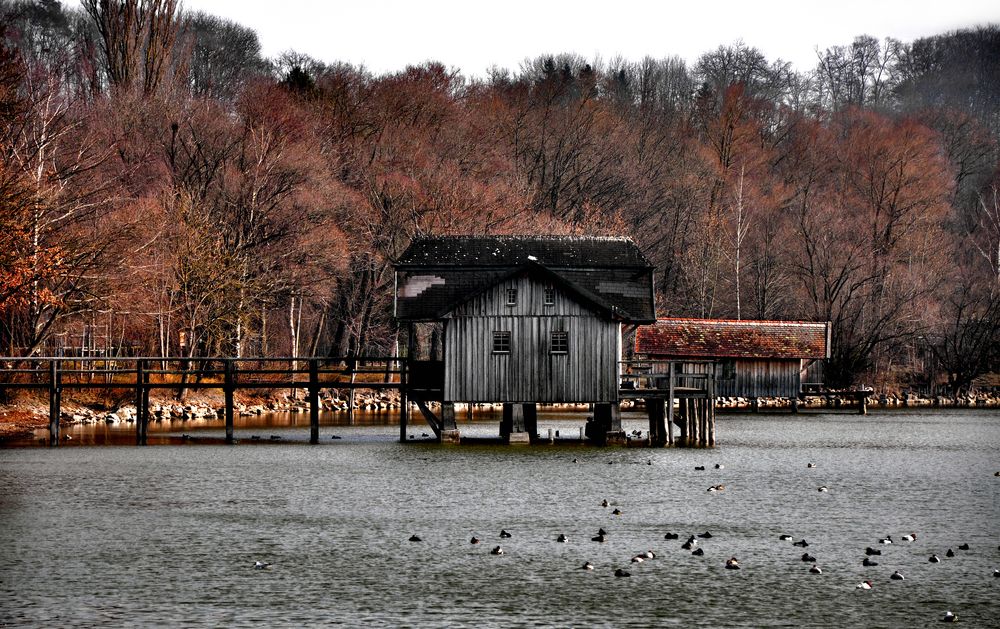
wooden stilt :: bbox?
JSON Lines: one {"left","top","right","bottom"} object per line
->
{"left": 523, "top": 403, "right": 538, "bottom": 442}
{"left": 858, "top": 391, "right": 868, "bottom": 415}
{"left": 308, "top": 359, "right": 320, "bottom": 444}
{"left": 347, "top": 356, "right": 356, "bottom": 425}
{"left": 399, "top": 358, "right": 408, "bottom": 443}
{"left": 135, "top": 360, "right": 147, "bottom": 446}
{"left": 224, "top": 359, "right": 235, "bottom": 444}
{"left": 667, "top": 362, "right": 675, "bottom": 445}
{"left": 48, "top": 360, "right": 60, "bottom": 447}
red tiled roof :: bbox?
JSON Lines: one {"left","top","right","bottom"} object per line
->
{"left": 635, "top": 318, "right": 830, "bottom": 360}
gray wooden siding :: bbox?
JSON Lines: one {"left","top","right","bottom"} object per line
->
{"left": 654, "top": 358, "right": 801, "bottom": 397}
{"left": 444, "top": 277, "right": 619, "bottom": 403}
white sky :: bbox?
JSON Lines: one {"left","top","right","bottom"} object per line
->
{"left": 171, "top": 0, "right": 998, "bottom": 76}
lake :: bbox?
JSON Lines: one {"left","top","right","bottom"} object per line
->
{"left": 1, "top": 409, "right": 998, "bottom": 627}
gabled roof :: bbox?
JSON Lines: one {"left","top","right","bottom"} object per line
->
{"left": 396, "top": 235, "right": 653, "bottom": 269}
{"left": 395, "top": 235, "right": 656, "bottom": 322}
{"left": 635, "top": 318, "right": 830, "bottom": 360}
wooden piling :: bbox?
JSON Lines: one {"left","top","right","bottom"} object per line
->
{"left": 48, "top": 360, "right": 60, "bottom": 447}
{"left": 308, "top": 359, "right": 319, "bottom": 444}
{"left": 224, "top": 359, "right": 235, "bottom": 444}
{"left": 858, "top": 391, "right": 868, "bottom": 415}
{"left": 347, "top": 356, "right": 356, "bottom": 425}
{"left": 667, "top": 362, "right": 675, "bottom": 445}
{"left": 135, "top": 360, "right": 148, "bottom": 446}
{"left": 399, "top": 358, "right": 408, "bottom": 443}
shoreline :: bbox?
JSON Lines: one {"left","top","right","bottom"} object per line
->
{"left": 3, "top": 389, "right": 997, "bottom": 443}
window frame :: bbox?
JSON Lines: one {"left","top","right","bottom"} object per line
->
{"left": 505, "top": 288, "right": 518, "bottom": 307}
{"left": 492, "top": 330, "right": 511, "bottom": 354}
{"left": 550, "top": 329, "right": 569, "bottom": 354}
{"left": 543, "top": 287, "right": 556, "bottom": 306}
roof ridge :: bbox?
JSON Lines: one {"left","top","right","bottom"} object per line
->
{"left": 655, "top": 317, "right": 826, "bottom": 326}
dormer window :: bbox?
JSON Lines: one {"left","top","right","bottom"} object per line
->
{"left": 506, "top": 288, "right": 518, "bottom": 306}
{"left": 543, "top": 287, "right": 555, "bottom": 306}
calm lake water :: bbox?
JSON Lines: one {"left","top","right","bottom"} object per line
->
{"left": 1, "top": 409, "right": 998, "bottom": 627}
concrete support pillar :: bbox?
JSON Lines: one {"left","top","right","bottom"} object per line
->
{"left": 501, "top": 403, "right": 532, "bottom": 444}
{"left": 440, "top": 402, "right": 460, "bottom": 443}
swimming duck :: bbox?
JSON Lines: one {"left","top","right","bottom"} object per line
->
{"left": 941, "top": 611, "right": 958, "bottom": 623}
{"left": 725, "top": 557, "right": 740, "bottom": 569}
{"left": 491, "top": 545, "right": 504, "bottom": 555}
{"left": 681, "top": 536, "right": 697, "bottom": 550}
{"left": 581, "top": 561, "right": 594, "bottom": 570}
{"left": 601, "top": 499, "right": 609, "bottom": 507}
{"left": 809, "top": 564, "right": 822, "bottom": 574}
{"left": 902, "top": 533, "right": 917, "bottom": 542}
{"left": 807, "top": 462, "right": 816, "bottom": 468}
{"left": 631, "top": 555, "right": 645, "bottom": 563}
{"left": 801, "top": 553, "right": 816, "bottom": 562}
{"left": 779, "top": 534, "right": 793, "bottom": 541}
{"left": 598, "top": 528, "right": 608, "bottom": 536}
{"left": 715, "top": 463, "right": 724, "bottom": 469}
{"left": 707, "top": 484, "right": 725, "bottom": 492}
{"left": 993, "top": 569, "right": 1000, "bottom": 578}
{"left": 856, "top": 580, "right": 873, "bottom": 590}
{"left": 499, "top": 529, "right": 512, "bottom": 538}
{"left": 865, "top": 547, "right": 882, "bottom": 556}
{"left": 890, "top": 570, "right": 904, "bottom": 580}
{"left": 698, "top": 531, "right": 713, "bottom": 538}
{"left": 817, "top": 486, "right": 829, "bottom": 492}
{"left": 556, "top": 534, "right": 568, "bottom": 543}
{"left": 928, "top": 554, "right": 940, "bottom": 563}
{"left": 591, "top": 533, "right": 607, "bottom": 543}
{"left": 408, "top": 535, "right": 422, "bottom": 542}
{"left": 946, "top": 548, "right": 955, "bottom": 557}
{"left": 793, "top": 539, "right": 809, "bottom": 547}
{"left": 612, "top": 508, "right": 622, "bottom": 516}
{"left": 470, "top": 536, "right": 480, "bottom": 544}
{"left": 614, "top": 568, "right": 631, "bottom": 577}
{"left": 863, "top": 557, "right": 879, "bottom": 567}
{"left": 639, "top": 550, "right": 655, "bottom": 559}
{"left": 694, "top": 465, "right": 706, "bottom": 471}
{"left": 957, "top": 543, "right": 970, "bottom": 550}
{"left": 253, "top": 561, "right": 270, "bottom": 570}
{"left": 692, "top": 548, "right": 705, "bottom": 556}
{"left": 664, "top": 532, "right": 680, "bottom": 540}
{"left": 879, "top": 535, "right": 893, "bottom": 545}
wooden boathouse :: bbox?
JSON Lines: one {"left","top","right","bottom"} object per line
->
{"left": 394, "top": 235, "right": 657, "bottom": 443}
{"left": 634, "top": 318, "right": 830, "bottom": 410}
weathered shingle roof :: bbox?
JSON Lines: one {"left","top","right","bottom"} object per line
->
{"left": 635, "top": 318, "right": 830, "bottom": 360}
{"left": 396, "top": 235, "right": 652, "bottom": 268}
{"left": 394, "top": 236, "right": 655, "bottom": 322}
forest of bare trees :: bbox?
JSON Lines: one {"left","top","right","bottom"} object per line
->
{"left": 0, "top": 0, "right": 998, "bottom": 394}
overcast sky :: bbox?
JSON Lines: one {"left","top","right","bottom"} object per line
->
{"left": 174, "top": 0, "right": 998, "bottom": 76}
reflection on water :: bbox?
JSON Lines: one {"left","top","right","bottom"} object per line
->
{"left": 1, "top": 409, "right": 998, "bottom": 627}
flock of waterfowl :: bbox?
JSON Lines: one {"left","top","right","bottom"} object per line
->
{"left": 250, "top": 458, "right": 997, "bottom": 624}
{"left": 397, "top": 460, "right": 996, "bottom": 624}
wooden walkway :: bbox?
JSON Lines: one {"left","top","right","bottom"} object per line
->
{"left": 1, "top": 357, "right": 718, "bottom": 447}
{"left": 0, "top": 357, "right": 408, "bottom": 446}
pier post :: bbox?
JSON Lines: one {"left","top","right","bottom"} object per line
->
{"left": 524, "top": 403, "right": 538, "bottom": 442}
{"left": 48, "top": 360, "right": 61, "bottom": 447}
{"left": 308, "top": 359, "right": 320, "bottom": 444}
{"left": 667, "top": 362, "right": 675, "bottom": 445}
{"left": 224, "top": 359, "right": 235, "bottom": 444}
{"left": 399, "top": 358, "right": 408, "bottom": 443}
{"left": 858, "top": 391, "right": 868, "bottom": 415}
{"left": 135, "top": 360, "right": 148, "bottom": 446}
{"left": 647, "top": 398, "right": 666, "bottom": 446}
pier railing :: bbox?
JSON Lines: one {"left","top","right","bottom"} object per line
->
{"left": 0, "top": 356, "right": 409, "bottom": 446}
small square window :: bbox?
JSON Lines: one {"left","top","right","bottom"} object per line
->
{"left": 506, "top": 288, "right": 518, "bottom": 306}
{"left": 550, "top": 330, "right": 568, "bottom": 354}
{"left": 492, "top": 331, "right": 511, "bottom": 353}
{"left": 543, "top": 287, "right": 555, "bottom": 305}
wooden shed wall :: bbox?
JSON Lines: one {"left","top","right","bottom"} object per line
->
{"left": 444, "top": 276, "right": 620, "bottom": 403}
{"left": 653, "top": 358, "right": 801, "bottom": 397}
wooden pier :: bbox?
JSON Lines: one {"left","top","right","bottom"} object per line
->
{"left": 1, "top": 356, "right": 718, "bottom": 448}
{"left": 0, "top": 356, "right": 407, "bottom": 446}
